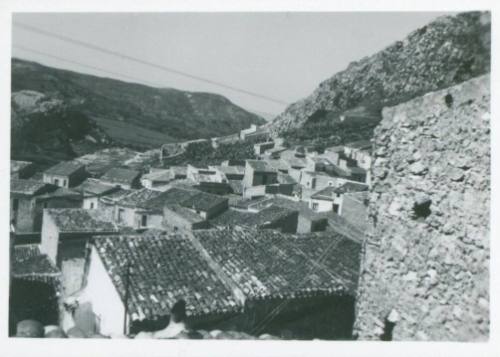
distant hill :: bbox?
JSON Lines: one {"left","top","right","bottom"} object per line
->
{"left": 270, "top": 12, "right": 491, "bottom": 147}
{"left": 11, "top": 58, "right": 266, "bottom": 160}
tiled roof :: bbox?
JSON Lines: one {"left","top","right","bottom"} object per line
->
{"left": 115, "top": 188, "right": 165, "bottom": 210}
{"left": 165, "top": 204, "right": 205, "bottom": 224}
{"left": 75, "top": 178, "right": 118, "bottom": 196}
{"left": 194, "top": 226, "right": 361, "bottom": 299}
{"left": 344, "top": 140, "right": 372, "bottom": 150}
{"left": 92, "top": 234, "right": 239, "bottom": 321}
{"left": 246, "top": 160, "right": 276, "bottom": 173}
{"left": 141, "top": 170, "right": 174, "bottom": 182}
{"left": 46, "top": 208, "right": 117, "bottom": 233}
{"left": 180, "top": 191, "right": 228, "bottom": 212}
{"left": 99, "top": 188, "right": 133, "bottom": 203}
{"left": 44, "top": 161, "right": 84, "bottom": 176}
{"left": 211, "top": 165, "right": 245, "bottom": 176}
{"left": 249, "top": 197, "right": 321, "bottom": 220}
{"left": 310, "top": 186, "right": 337, "bottom": 201}
{"left": 310, "top": 182, "right": 368, "bottom": 201}
{"left": 12, "top": 244, "right": 60, "bottom": 278}
{"left": 11, "top": 179, "right": 51, "bottom": 196}
{"left": 100, "top": 167, "right": 140, "bottom": 185}
{"left": 36, "top": 187, "right": 82, "bottom": 201}
{"left": 11, "top": 160, "right": 32, "bottom": 173}
{"left": 333, "top": 182, "right": 369, "bottom": 194}
{"left": 230, "top": 196, "right": 268, "bottom": 209}
{"left": 211, "top": 206, "right": 295, "bottom": 227}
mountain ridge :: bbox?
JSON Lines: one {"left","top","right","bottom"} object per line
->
{"left": 11, "top": 58, "right": 265, "bottom": 157}
{"left": 270, "top": 11, "right": 491, "bottom": 145}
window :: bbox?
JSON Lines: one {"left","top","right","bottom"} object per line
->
{"left": 311, "top": 178, "right": 317, "bottom": 189}
{"left": 312, "top": 202, "right": 319, "bottom": 211}
{"left": 118, "top": 208, "right": 125, "bottom": 223}
{"left": 141, "top": 215, "right": 148, "bottom": 227}
{"left": 332, "top": 204, "right": 339, "bottom": 213}
{"left": 90, "top": 202, "right": 95, "bottom": 209}
{"left": 63, "top": 179, "right": 67, "bottom": 187}
{"left": 13, "top": 198, "right": 19, "bottom": 211}
{"left": 54, "top": 178, "right": 60, "bottom": 186}
{"left": 43, "top": 202, "right": 48, "bottom": 209}
{"left": 328, "top": 181, "right": 333, "bottom": 186}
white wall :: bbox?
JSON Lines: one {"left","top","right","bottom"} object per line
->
{"left": 40, "top": 211, "right": 59, "bottom": 264}
{"left": 81, "top": 246, "right": 126, "bottom": 336}
{"left": 83, "top": 197, "right": 99, "bottom": 209}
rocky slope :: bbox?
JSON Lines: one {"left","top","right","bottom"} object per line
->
{"left": 354, "top": 74, "right": 490, "bottom": 341}
{"left": 11, "top": 58, "right": 265, "bottom": 151}
{"left": 270, "top": 12, "right": 490, "bottom": 142}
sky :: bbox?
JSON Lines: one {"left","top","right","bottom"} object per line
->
{"left": 12, "top": 12, "right": 453, "bottom": 117}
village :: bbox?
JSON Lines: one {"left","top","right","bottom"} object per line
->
{"left": 10, "top": 123, "right": 371, "bottom": 339}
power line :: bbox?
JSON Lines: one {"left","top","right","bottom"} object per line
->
{"left": 13, "top": 45, "right": 167, "bottom": 89}
{"left": 13, "top": 22, "right": 289, "bottom": 106}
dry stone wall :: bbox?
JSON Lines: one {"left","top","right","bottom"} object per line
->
{"left": 354, "top": 74, "right": 490, "bottom": 341}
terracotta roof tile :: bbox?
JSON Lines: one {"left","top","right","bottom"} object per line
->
{"left": 46, "top": 208, "right": 117, "bottom": 233}
{"left": 12, "top": 244, "right": 60, "bottom": 278}
{"left": 210, "top": 206, "right": 295, "bottom": 227}
{"left": 92, "top": 234, "right": 239, "bottom": 321}
{"left": 246, "top": 160, "right": 276, "bottom": 173}
{"left": 194, "top": 226, "right": 361, "bottom": 299}
{"left": 100, "top": 168, "right": 141, "bottom": 185}
{"left": 44, "top": 161, "right": 84, "bottom": 176}
{"left": 11, "top": 179, "right": 51, "bottom": 196}
{"left": 74, "top": 178, "right": 118, "bottom": 196}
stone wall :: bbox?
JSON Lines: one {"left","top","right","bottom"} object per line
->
{"left": 354, "top": 74, "right": 490, "bottom": 341}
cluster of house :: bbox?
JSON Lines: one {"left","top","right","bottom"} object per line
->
{"left": 9, "top": 137, "right": 372, "bottom": 339}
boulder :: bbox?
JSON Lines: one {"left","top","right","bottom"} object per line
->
{"left": 16, "top": 320, "right": 44, "bottom": 338}
{"left": 44, "top": 326, "right": 67, "bottom": 338}
{"left": 66, "top": 326, "right": 88, "bottom": 338}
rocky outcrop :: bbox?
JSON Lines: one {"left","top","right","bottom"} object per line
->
{"left": 354, "top": 74, "right": 490, "bottom": 341}
{"left": 270, "top": 12, "right": 490, "bottom": 138}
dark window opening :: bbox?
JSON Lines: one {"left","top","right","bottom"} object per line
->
{"left": 141, "top": 215, "right": 148, "bottom": 227}
{"left": 444, "top": 94, "right": 453, "bottom": 108}
{"left": 90, "top": 202, "right": 95, "bottom": 209}
{"left": 13, "top": 199, "right": 19, "bottom": 211}
{"left": 332, "top": 203, "right": 339, "bottom": 213}
{"left": 412, "top": 197, "right": 432, "bottom": 220}
{"left": 118, "top": 209, "right": 125, "bottom": 223}
{"left": 381, "top": 317, "right": 396, "bottom": 341}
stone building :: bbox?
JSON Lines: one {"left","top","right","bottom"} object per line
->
{"left": 10, "top": 179, "right": 56, "bottom": 233}
{"left": 98, "top": 167, "right": 141, "bottom": 190}
{"left": 75, "top": 178, "right": 120, "bottom": 209}
{"left": 354, "top": 75, "right": 490, "bottom": 341}
{"left": 242, "top": 160, "right": 278, "bottom": 189}
{"left": 43, "top": 161, "right": 87, "bottom": 188}
{"left": 9, "top": 244, "right": 61, "bottom": 334}
{"left": 40, "top": 208, "right": 119, "bottom": 296}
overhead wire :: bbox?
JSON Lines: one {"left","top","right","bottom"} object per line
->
{"left": 13, "top": 21, "right": 289, "bottom": 106}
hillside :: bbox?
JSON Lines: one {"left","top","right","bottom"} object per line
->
{"left": 270, "top": 12, "right": 490, "bottom": 146}
{"left": 11, "top": 58, "right": 265, "bottom": 155}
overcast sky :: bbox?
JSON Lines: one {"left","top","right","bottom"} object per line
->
{"left": 12, "top": 12, "right": 452, "bottom": 117}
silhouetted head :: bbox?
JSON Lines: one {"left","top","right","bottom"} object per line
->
{"left": 171, "top": 299, "right": 186, "bottom": 323}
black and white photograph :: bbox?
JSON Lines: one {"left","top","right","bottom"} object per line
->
{"left": 1, "top": 1, "right": 498, "bottom": 356}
